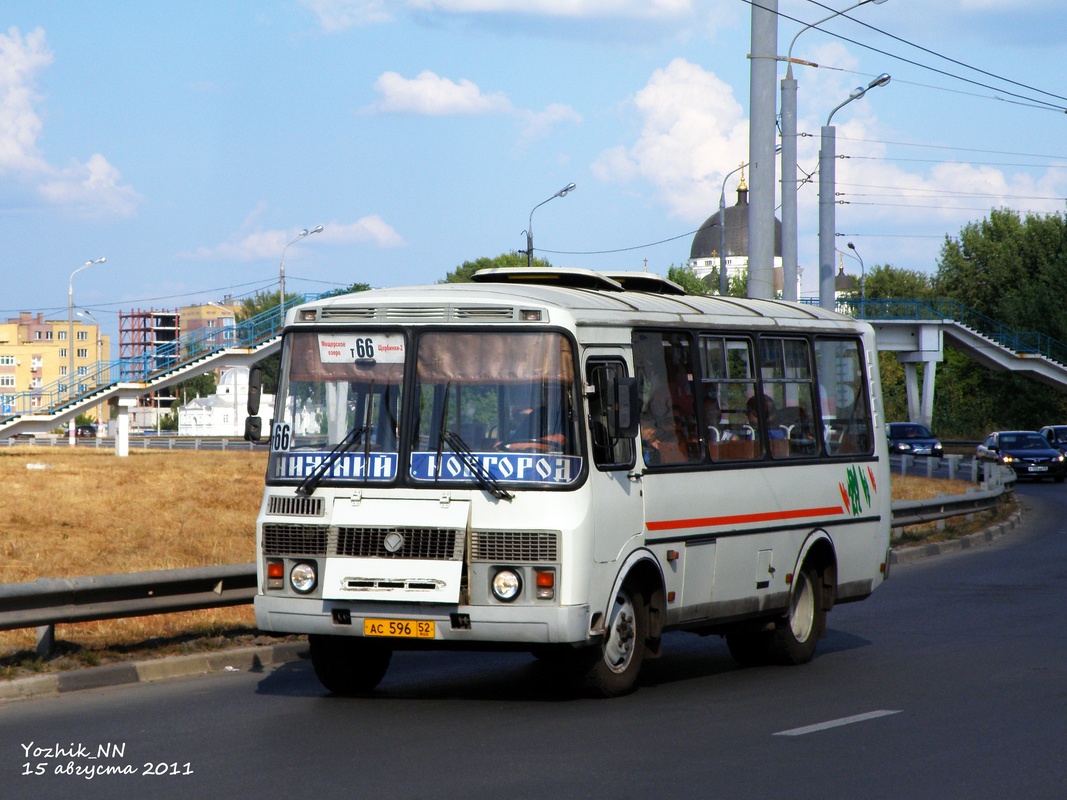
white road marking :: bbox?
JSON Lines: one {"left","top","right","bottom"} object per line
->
{"left": 773, "top": 709, "right": 902, "bottom": 737}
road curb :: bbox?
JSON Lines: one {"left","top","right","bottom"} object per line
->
{"left": 889, "top": 510, "right": 1022, "bottom": 565}
{"left": 0, "top": 640, "right": 308, "bottom": 702}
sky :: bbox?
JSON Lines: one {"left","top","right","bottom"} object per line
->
{"left": 2, "top": 0, "right": 1066, "bottom": 353}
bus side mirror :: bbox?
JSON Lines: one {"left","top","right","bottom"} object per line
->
{"left": 244, "top": 416, "right": 262, "bottom": 442}
{"left": 247, "top": 365, "right": 263, "bottom": 416}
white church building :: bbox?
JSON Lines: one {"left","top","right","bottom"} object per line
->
{"left": 177, "top": 366, "right": 274, "bottom": 437}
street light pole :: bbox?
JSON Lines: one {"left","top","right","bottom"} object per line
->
{"left": 525, "top": 183, "right": 575, "bottom": 269}
{"left": 77, "top": 309, "right": 105, "bottom": 432}
{"left": 67, "top": 257, "right": 105, "bottom": 446}
{"left": 68, "top": 257, "right": 105, "bottom": 398}
{"left": 279, "top": 226, "right": 323, "bottom": 326}
{"left": 718, "top": 163, "right": 747, "bottom": 296}
{"left": 818, "top": 73, "right": 890, "bottom": 310}
{"left": 847, "top": 241, "right": 866, "bottom": 310}
{"left": 780, "top": 0, "right": 888, "bottom": 302}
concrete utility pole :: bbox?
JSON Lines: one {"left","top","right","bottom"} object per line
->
{"left": 747, "top": 0, "right": 778, "bottom": 300}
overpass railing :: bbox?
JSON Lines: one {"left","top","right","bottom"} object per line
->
{"left": 0, "top": 298, "right": 316, "bottom": 424}
{"left": 817, "top": 297, "right": 1067, "bottom": 368}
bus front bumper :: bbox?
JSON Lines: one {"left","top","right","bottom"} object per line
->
{"left": 255, "top": 594, "right": 593, "bottom": 646}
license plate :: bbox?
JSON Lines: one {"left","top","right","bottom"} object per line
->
{"left": 1029, "top": 465, "right": 1048, "bottom": 472}
{"left": 363, "top": 618, "right": 435, "bottom": 639}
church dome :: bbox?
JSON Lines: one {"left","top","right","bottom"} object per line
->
{"left": 690, "top": 181, "right": 782, "bottom": 260}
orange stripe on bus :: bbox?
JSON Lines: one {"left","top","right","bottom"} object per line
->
{"left": 645, "top": 505, "right": 845, "bottom": 532}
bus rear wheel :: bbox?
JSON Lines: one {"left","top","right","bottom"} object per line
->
{"left": 308, "top": 634, "right": 392, "bottom": 695}
{"left": 768, "top": 565, "right": 824, "bottom": 665}
{"left": 580, "top": 584, "right": 648, "bottom": 697}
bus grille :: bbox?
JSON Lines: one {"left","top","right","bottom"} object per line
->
{"left": 267, "top": 495, "right": 325, "bottom": 517}
{"left": 262, "top": 524, "right": 329, "bottom": 555}
{"left": 336, "top": 527, "right": 462, "bottom": 560}
{"left": 471, "top": 531, "right": 558, "bottom": 563}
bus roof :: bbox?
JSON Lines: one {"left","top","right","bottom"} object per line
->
{"left": 291, "top": 267, "right": 865, "bottom": 333}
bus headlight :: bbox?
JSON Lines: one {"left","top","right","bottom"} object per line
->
{"left": 290, "top": 562, "right": 318, "bottom": 594}
{"left": 491, "top": 569, "right": 522, "bottom": 602}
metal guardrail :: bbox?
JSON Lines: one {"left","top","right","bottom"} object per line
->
{"left": 0, "top": 564, "right": 256, "bottom": 656}
{"left": 0, "top": 471, "right": 1017, "bottom": 657}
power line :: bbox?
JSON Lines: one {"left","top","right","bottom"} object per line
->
{"left": 801, "top": 0, "right": 1067, "bottom": 106}
{"left": 769, "top": 0, "right": 1067, "bottom": 113}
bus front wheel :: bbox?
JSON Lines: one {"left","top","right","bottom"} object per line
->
{"left": 581, "top": 584, "right": 648, "bottom": 697}
{"left": 308, "top": 634, "right": 392, "bottom": 695}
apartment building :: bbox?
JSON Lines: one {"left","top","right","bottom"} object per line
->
{"left": 0, "top": 312, "right": 110, "bottom": 420}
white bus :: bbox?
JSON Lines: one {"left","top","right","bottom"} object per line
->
{"left": 250, "top": 268, "right": 892, "bottom": 697}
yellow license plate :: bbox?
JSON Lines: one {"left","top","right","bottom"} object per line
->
{"left": 363, "top": 618, "right": 435, "bottom": 639}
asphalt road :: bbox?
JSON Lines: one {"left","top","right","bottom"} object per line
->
{"left": 3, "top": 482, "right": 1066, "bottom": 800}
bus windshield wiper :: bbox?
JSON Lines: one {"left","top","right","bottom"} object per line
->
{"left": 296, "top": 424, "right": 368, "bottom": 496}
{"left": 440, "top": 430, "right": 514, "bottom": 501}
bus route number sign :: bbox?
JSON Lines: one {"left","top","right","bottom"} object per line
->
{"left": 318, "top": 333, "right": 405, "bottom": 364}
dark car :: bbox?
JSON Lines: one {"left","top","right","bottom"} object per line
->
{"left": 1038, "top": 425, "right": 1067, "bottom": 455}
{"left": 976, "top": 430, "right": 1067, "bottom": 482}
{"left": 74, "top": 424, "right": 97, "bottom": 438}
{"left": 886, "top": 422, "right": 943, "bottom": 457}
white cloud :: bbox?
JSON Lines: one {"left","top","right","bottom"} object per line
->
{"left": 324, "top": 215, "right": 406, "bottom": 247}
{"left": 592, "top": 57, "right": 748, "bottom": 220}
{"left": 298, "top": 0, "right": 394, "bottom": 31}
{"left": 517, "top": 103, "right": 583, "bottom": 144}
{"left": 301, "top": 0, "right": 696, "bottom": 31}
{"left": 370, "top": 70, "right": 512, "bottom": 115}
{"left": 0, "top": 26, "right": 140, "bottom": 219}
{"left": 37, "top": 153, "right": 143, "bottom": 219}
{"left": 408, "top": 0, "right": 694, "bottom": 18}
{"left": 186, "top": 216, "right": 405, "bottom": 262}
{"left": 0, "top": 26, "right": 52, "bottom": 175}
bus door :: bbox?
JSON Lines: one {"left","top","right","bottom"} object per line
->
{"left": 585, "top": 354, "right": 643, "bottom": 564}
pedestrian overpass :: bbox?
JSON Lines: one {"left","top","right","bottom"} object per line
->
{"left": 836, "top": 297, "right": 1067, "bottom": 429}
{"left": 0, "top": 304, "right": 288, "bottom": 455}
{"left": 4, "top": 294, "right": 1066, "bottom": 455}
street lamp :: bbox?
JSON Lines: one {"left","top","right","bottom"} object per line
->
{"left": 780, "top": 0, "right": 887, "bottom": 302}
{"left": 77, "top": 309, "right": 105, "bottom": 431}
{"left": 818, "top": 73, "right": 890, "bottom": 309}
{"left": 68, "top": 257, "right": 105, "bottom": 399}
{"left": 712, "top": 146, "right": 781, "bottom": 296}
{"left": 525, "top": 183, "right": 575, "bottom": 269}
{"left": 718, "top": 163, "right": 747, "bottom": 296}
{"left": 847, "top": 241, "right": 866, "bottom": 308}
{"left": 279, "top": 225, "right": 323, "bottom": 325}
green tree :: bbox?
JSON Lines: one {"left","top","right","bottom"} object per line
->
{"left": 862, "top": 264, "right": 935, "bottom": 299}
{"left": 320, "top": 281, "right": 372, "bottom": 299}
{"left": 667, "top": 265, "right": 714, "bottom": 295}
{"left": 665, "top": 265, "right": 747, "bottom": 297}
{"left": 442, "top": 251, "right": 553, "bottom": 283}
{"left": 929, "top": 207, "right": 1067, "bottom": 436}
{"left": 173, "top": 371, "right": 217, "bottom": 403}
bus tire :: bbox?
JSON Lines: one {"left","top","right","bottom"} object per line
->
{"left": 308, "top": 634, "right": 392, "bottom": 695}
{"left": 581, "top": 583, "right": 648, "bottom": 697}
{"left": 768, "top": 565, "right": 824, "bottom": 665}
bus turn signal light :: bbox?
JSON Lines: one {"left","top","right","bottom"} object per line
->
{"left": 535, "top": 569, "right": 555, "bottom": 600}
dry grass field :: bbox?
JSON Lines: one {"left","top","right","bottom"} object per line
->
{"left": 0, "top": 447, "right": 1014, "bottom": 678}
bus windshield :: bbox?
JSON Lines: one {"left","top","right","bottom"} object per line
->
{"left": 268, "top": 329, "right": 583, "bottom": 489}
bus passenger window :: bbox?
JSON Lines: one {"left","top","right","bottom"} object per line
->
{"left": 815, "top": 338, "right": 873, "bottom": 456}
{"left": 633, "top": 331, "right": 700, "bottom": 466}
{"left": 700, "top": 336, "right": 761, "bottom": 461}
{"left": 759, "top": 337, "right": 818, "bottom": 459}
